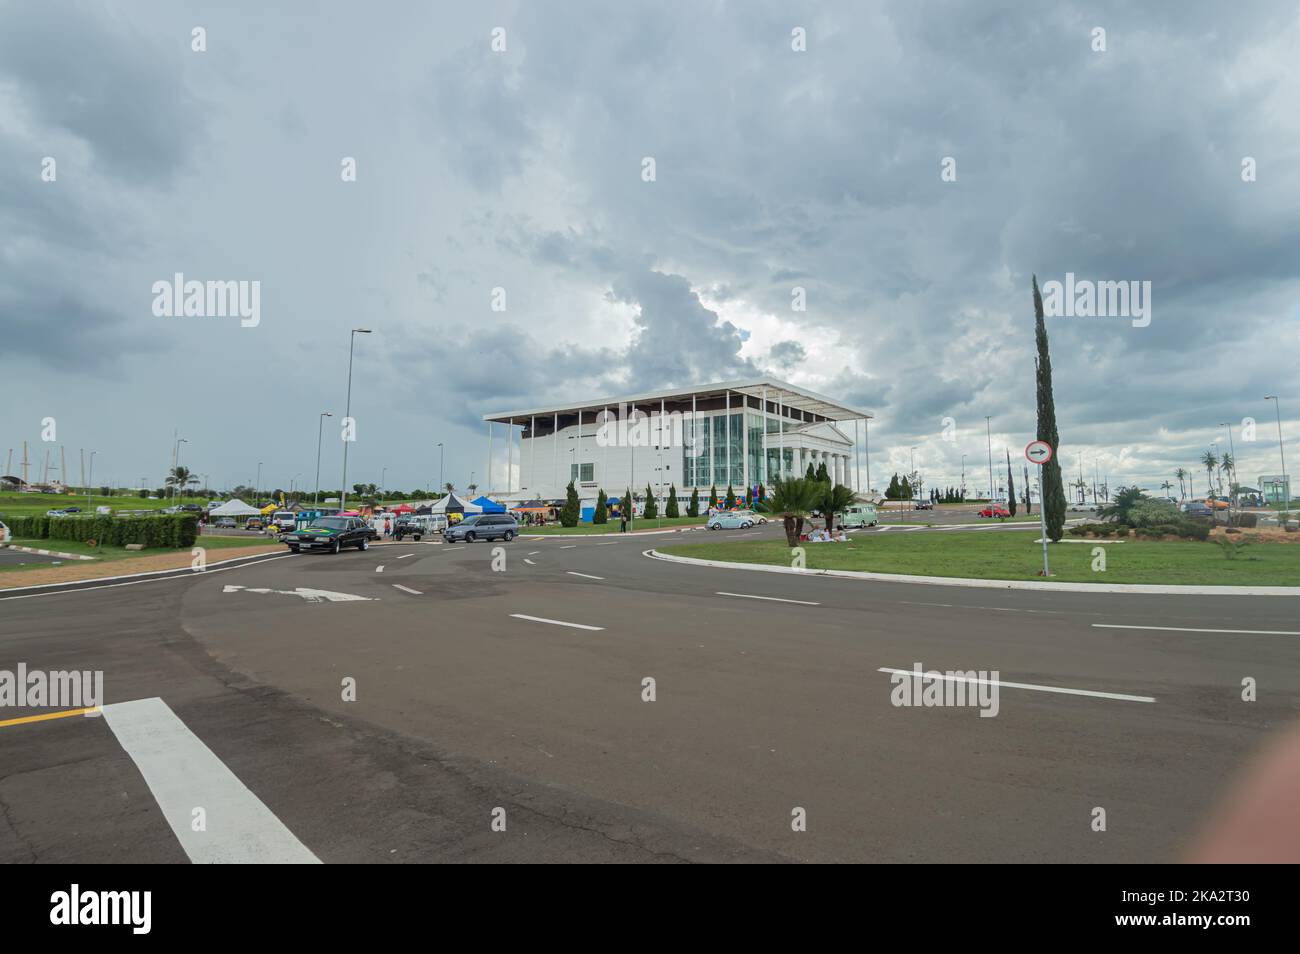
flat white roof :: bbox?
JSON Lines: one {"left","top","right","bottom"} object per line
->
{"left": 483, "top": 378, "right": 872, "bottom": 424}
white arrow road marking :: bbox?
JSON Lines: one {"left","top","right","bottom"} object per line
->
{"left": 716, "top": 591, "right": 820, "bottom": 605}
{"left": 1093, "top": 623, "right": 1300, "bottom": 636}
{"left": 222, "top": 584, "right": 373, "bottom": 603}
{"left": 102, "top": 697, "right": 320, "bottom": 864}
{"left": 375, "top": 565, "right": 385, "bottom": 573}
{"left": 510, "top": 614, "right": 604, "bottom": 631}
{"left": 877, "top": 668, "right": 1155, "bottom": 704}
{"left": 566, "top": 571, "right": 605, "bottom": 580}
{"left": 392, "top": 584, "right": 422, "bottom": 595}
{"left": 524, "top": 559, "right": 537, "bottom": 565}
{"left": 560, "top": 545, "right": 577, "bottom": 549}
{"left": 396, "top": 554, "right": 415, "bottom": 560}
{"left": 528, "top": 551, "right": 540, "bottom": 555}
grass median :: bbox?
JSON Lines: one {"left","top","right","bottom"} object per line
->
{"left": 658, "top": 529, "right": 1300, "bottom": 586}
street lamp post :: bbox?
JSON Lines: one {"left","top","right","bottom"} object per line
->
{"left": 437, "top": 443, "right": 444, "bottom": 498}
{"left": 340, "top": 328, "right": 372, "bottom": 512}
{"left": 380, "top": 467, "right": 387, "bottom": 508}
{"left": 255, "top": 461, "right": 262, "bottom": 507}
{"left": 1265, "top": 396, "right": 1288, "bottom": 508}
{"left": 86, "top": 451, "right": 96, "bottom": 512}
{"left": 1219, "top": 422, "right": 1237, "bottom": 519}
{"left": 960, "top": 453, "right": 966, "bottom": 500}
{"left": 985, "top": 416, "right": 994, "bottom": 503}
{"left": 314, "top": 412, "right": 332, "bottom": 509}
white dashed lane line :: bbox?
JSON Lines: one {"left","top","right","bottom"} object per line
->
{"left": 392, "top": 584, "right": 422, "bottom": 595}
{"left": 375, "top": 565, "right": 385, "bottom": 573}
{"left": 1093, "top": 623, "right": 1300, "bottom": 637}
{"left": 566, "top": 571, "right": 605, "bottom": 580}
{"left": 716, "top": 591, "right": 820, "bottom": 606}
{"left": 510, "top": 614, "right": 604, "bottom": 632}
{"left": 396, "top": 553, "right": 415, "bottom": 560}
{"left": 877, "top": 668, "right": 1156, "bottom": 704}
{"left": 560, "top": 545, "right": 577, "bottom": 550}
{"left": 528, "top": 551, "right": 540, "bottom": 555}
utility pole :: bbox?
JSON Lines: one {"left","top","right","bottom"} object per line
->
{"left": 1264, "top": 396, "right": 1288, "bottom": 508}
{"left": 985, "top": 416, "right": 994, "bottom": 502}
{"left": 340, "top": 327, "right": 372, "bottom": 512}
{"left": 314, "top": 411, "right": 332, "bottom": 508}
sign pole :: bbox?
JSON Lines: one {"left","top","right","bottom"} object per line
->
{"left": 1038, "top": 471, "right": 1049, "bottom": 577}
{"left": 1025, "top": 439, "right": 1054, "bottom": 577}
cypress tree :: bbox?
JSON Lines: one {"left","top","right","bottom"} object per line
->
{"left": 805, "top": 462, "right": 816, "bottom": 480}
{"left": 593, "top": 488, "right": 608, "bottom": 523}
{"left": 560, "top": 480, "right": 580, "bottom": 527}
{"left": 666, "top": 484, "right": 680, "bottom": 517}
{"left": 1006, "top": 450, "right": 1017, "bottom": 516}
{"left": 1033, "top": 275, "right": 1068, "bottom": 540}
{"left": 1023, "top": 465, "right": 1032, "bottom": 514}
{"left": 709, "top": 485, "right": 718, "bottom": 508}
{"left": 643, "top": 483, "right": 658, "bottom": 519}
{"left": 724, "top": 484, "right": 736, "bottom": 508}
{"left": 687, "top": 487, "right": 700, "bottom": 517}
{"left": 816, "top": 461, "right": 829, "bottom": 482}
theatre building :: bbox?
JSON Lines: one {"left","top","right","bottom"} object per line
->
{"left": 481, "top": 378, "right": 873, "bottom": 505}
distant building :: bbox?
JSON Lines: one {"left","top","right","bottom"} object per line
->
{"left": 1260, "top": 474, "right": 1291, "bottom": 506}
{"left": 482, "top": 378, "right": 873, "bottom": 503}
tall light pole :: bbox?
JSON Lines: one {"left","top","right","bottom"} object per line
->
{"left": 1265, "top": 396, "right": 1288, "bottom": 507}
{"left": 1218, "top": 422, "right": 1237, "bottom": 517}
{"left": 314, "top": 411, "right": 332, "bottom": 509}
{"left": 255, "top": 461, "right": 262, "bottom": 506}
{"left": 960, "top": 453, "right": 966, "bottom": 499}
{"left": 380, "top": 467, "right": 387, "bottom": 507}
{"left": 86, "top": 451, "right": 96, "bottom": 511}
{"left": 437, "top": 442, "right": 444, "bottom": 498}
{"left": 985, "top": 416, "right": 994, "bottom": 502}
{"left": 339, "top": 328, "right": 372, "bottom": 512}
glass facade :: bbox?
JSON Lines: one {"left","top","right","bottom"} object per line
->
{"left": 682, "top": 411, "right": 745, "bottom": 488}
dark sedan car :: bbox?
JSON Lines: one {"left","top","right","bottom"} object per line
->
{"left": 283, "top": 516, "right": 372, "bottom": 553}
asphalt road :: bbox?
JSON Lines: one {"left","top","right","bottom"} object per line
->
{"left": 2, "top": 525, "right": 1297, "bottom": 863}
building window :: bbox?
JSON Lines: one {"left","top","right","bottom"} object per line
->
{"left": 570, "top": 463, "right": 594, "bottom": 483}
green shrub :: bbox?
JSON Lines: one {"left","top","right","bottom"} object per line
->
{"left": 34, "top": 514, "right": 198, "bottom": 548}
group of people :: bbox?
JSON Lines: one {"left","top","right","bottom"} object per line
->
{"left": 802, "top": 527, "right": 849, "bottom": 543}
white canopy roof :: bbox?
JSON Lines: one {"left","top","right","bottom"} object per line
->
{"left": 208, "top": 498, "right": 262, "bottom": 516}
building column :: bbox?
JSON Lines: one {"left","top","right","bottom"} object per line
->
{"left": 759, "top": 386, "right": 767, "bottom": 487}
{"left": 487, "top": 422, "right": 493, "bottom": 494}
{"left": 552, "top": 412, "right": 558, "bottom": 499}
{"left": 530, "top": 415, "right": 536, "bottom": 495}
{"left": 507, "top": 419, "right": 513, "bottom": 494}
{"left": 741, "top": 394, "right": 749, "bottom": 498}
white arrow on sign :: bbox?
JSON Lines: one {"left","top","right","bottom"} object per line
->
{"left": 223, "top": 584, "right": 374, "bottom": 603}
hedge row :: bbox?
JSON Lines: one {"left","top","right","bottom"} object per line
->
{"left": 4, "top": 514, "right": 198, "bottom": 548}
{"left": 1067, "top": 520, "right": 1210, "bottom": 541}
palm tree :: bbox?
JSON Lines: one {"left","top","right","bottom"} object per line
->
{"left": 819, "top": 483, "right": 856, "bottom": 532}
{"left": 1175, "top": 467, "right": 1188, "bottom": 500}
{"left": 443, "top": 482, "right": 454, "bottom": 495}
{"left": 1160, "top": 480, "right": 1173, "bottom": 498}
{"left": 761, "top": 477, "right": 822, "bottom": 546}
{"left": 165, "top": 466, "right": 198, "bottom": 497}
{"left": 1200, "top": 450, "right": 1218, "bottom": 500}
{"left": 1219, "top": 452, "right": 1235, "bottom": 497}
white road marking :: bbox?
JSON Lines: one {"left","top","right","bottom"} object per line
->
{"left": 510, "top": 613, "right": 604, "bottom": 631}
{"left": 566, "top": 571, "right": 605, "bottom": 580}
{"left": 222, "top": 584, "right": 373, "bottom": 603}
{"left": 1093, "top": 623, "right": 1300, "bottom": 636}
{"left": 396, "top": 553, "right": 415, "bottom": 560}
{"left": 876, "top": 668, "right": 1155, "bottom": 704}
{"left": 0, "top": 552, "right": 297, "bottom": 602}
{"left": 560, "top": 545, "right": 577, "bottom": 549}
{"left": 102, "top": 697, "right": 321, "bottom": 864}
{"left": 524, "top": 559, "right": 537, "bottom": 565}
{"left": 716, "top": 591, "right": 820, "bottom": 606}
{"left": 528, "top": 551, "right": 540, "bottom": 555}
{"left": 392, "top": 584, "right": 423, "bottom": 595}
{"left": 375, "top": 565, "right": 385, "bottom": 573}
{"left": 595, "top": 542, "right": 618, "bottom": 546}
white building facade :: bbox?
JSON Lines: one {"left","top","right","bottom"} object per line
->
{"left": 482, "top": 379, "right": 873, "bottom": 503}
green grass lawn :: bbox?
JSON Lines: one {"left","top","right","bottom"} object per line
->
{"left": 659, "top": 530, "right": 1300, "bottom": 586}
{"left": 1, "top": 534, "right": 278, "bottom": 571}
{"left": 526, "top": 515, "right": 708, "bottom": 535}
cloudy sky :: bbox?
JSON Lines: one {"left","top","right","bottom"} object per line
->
{"left": 2, "top": 0, "right": 1297, "bottom": 496}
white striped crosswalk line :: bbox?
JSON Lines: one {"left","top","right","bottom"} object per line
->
{"left": 102, "top": 698, "right": 320, "bottom": 864}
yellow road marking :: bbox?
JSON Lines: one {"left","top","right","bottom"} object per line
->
{"left": 0, "top": 706, "right": 100, "bottom": 728}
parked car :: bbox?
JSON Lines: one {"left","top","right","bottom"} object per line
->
{"left": 912, "top": 499, "right": 934, "bottom": 510}
{"left": 282, "top": 516, "right": 372, "bottom": 553}
{"left": 978, "top": 505, "right": 1011, "bottom": 518}
{"left": 0, "top": 519, "right": 8, "bottom": 543}
{"left": 271, "top": 510, "right": 298, "bottom": 533}
{"left": 1201, "top": 497, "right": 1231, "bottom": 511}
{"left": 1067, "top": 502, "right": 1095, "bottom": 512}
{"left": 1180, "top": 501, "right": 1215, "bottom": 520}
{"left": 45, "top": 509, "right": 66, "bottom": 517}
{"left": 214, "top": 517, "right": 237, "bottom": 529}
{"left": 245, "top": 517, "right": 265, "bottom": 531}
{"left": 394, "top": 514, "right": 443, "bottom": 541}
{"left": 732, "top": 509, "right": 768, "bottom": 525}
{"left": 840, "top": 503, "right": 879, "bottom": 528}
{"left": 707, "top": 512, "right": 754, "bottom": 530}
{"left": 444, "top": 513, "right": 519, "bottom": 542}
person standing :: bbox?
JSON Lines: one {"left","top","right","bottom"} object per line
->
{"left": 620, "top": 510, "right": 628, "bottom": 533}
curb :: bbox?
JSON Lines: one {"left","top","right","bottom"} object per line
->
{"left": 0, "top": 544, "right": 97, "bottom": 561}
{"left": 0, "top": 550, "right": 294, "bottom": 598}
{"left": 643, "top": 549, "right": 1300, "bottom": 597}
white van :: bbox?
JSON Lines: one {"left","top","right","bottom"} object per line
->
{"left": 271, "top": 511, "right": 297, "bottom": 533}
{"left": 840, "top": 503, "right": 879, "bottom": 528}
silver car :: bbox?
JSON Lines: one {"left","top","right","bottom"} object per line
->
{"left": 443, "top": 513, "right": 519, "bottom": 542}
